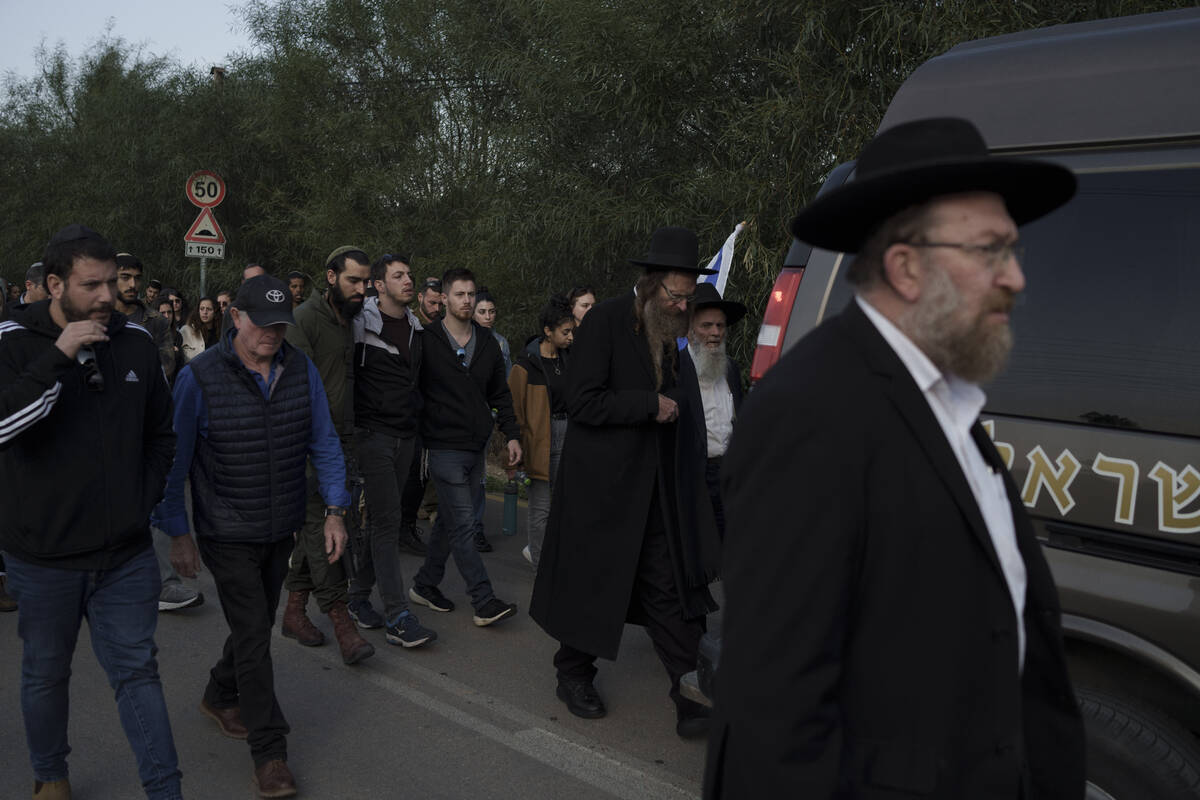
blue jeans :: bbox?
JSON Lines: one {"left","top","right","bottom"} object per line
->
{"left": 5, "top": 547, "right": 183, "bottom": 799}
{"left": 415, "top": 448, "right": 496, "bottom": 611}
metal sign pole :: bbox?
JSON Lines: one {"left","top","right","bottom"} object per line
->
{"left": 200, "top": 257, "right": 207, "bottom": 297}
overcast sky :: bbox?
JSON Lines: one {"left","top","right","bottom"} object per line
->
{"left": 0, "top": 0, "right": 255, "bottom": 81}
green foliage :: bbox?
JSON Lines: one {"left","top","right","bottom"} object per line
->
{"left": 1, "top": 0, "right": 1190, "bottom": 359}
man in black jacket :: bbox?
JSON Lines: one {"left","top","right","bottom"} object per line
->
{"left": 704, "top": 118, "right": 1085, "bottom": 799}
{"left": 347, "top": 253, "right": 437, "bottom": 647}
{"left": 409, "top": 267, "right": 522, "bottom": 627}
{"left": 0, "top": 224, "right": 182, "bottom": 800}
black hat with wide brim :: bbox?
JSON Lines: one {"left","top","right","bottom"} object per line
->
{"left": 629, "top": 226, "right": 718, "bottom": 275}
{"left": 691, "top": 282, "right": 746, "bottom": 326}
{"left": 789, "top": 117, "right": 1077, "bottom": 254}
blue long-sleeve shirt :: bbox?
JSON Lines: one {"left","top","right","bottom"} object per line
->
{"left": 154, "top": 347, "right": 351, "bottom": 536}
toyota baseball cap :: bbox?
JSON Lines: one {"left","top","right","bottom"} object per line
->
{"left": 233, "top": 274, "right": 295, "bottom": 326}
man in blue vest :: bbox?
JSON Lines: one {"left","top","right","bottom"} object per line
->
{"left": 156, "top": 274, "right": 351, "bottom": 799}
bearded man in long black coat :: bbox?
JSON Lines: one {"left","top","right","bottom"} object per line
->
{"left": 530, "top": 226, "right": 721, "bottom": 739}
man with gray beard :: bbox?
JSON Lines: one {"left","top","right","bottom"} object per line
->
{"left": 679, "top": 282, "right": 746, "bottom": 541}
{"left": 705, "top": 118, "right": 1085, "bottom": 798}
{"left": 531, "top": 226, "right": 722, "bottom": 739}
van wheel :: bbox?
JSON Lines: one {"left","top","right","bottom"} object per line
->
{"left": 1078, "top": 686, "right": 1200, "bottom": 799}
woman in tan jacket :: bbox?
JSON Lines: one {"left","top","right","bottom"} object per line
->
{"left": 508, "top": 295, "right": 576, "bottom": 568}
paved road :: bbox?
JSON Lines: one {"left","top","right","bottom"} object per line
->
{"left": 0, "top": 498, "right": 713, "bottom": 799}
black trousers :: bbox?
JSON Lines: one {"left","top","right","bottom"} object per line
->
{"left": 554, "top": 489, "right": 705, "bottom": 710}
{"left": 705, "top": 457, "right": 725, "bottom": 540}
{"left": 400, "top": 439, "right": 425, "bottom": 529}
{"left": 199, "top": 536, "right": 293, "bottom": 766}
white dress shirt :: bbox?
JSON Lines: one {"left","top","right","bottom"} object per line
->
{"left": 856, "top": 295, "right": 1027, "bottom": 671}
{"left": 688, "top": 343, "right": 735, "bottom": 458}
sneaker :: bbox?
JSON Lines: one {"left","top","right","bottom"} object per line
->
{"left": 409, "top": 585, "right": 455, "bottom": 613}
{"left": 474, "top": 533, "right": 494, "bottom": 553}
{"left": 385, "top": 611, "right": 437, "bottom": 648}
{"left": 347, "top": 600, "right": 384, "bottom": 629}
{"left": 158, "top": 583, "right": 204, "bottom": 612}
{"left": 397, "top": 524, "right": 427, "bottom": 556}
{"left": 473, "top": 597, "right": 517, "bottom": 627}
{"left": 521, "top": 545, "right": 533, "bottom": 565}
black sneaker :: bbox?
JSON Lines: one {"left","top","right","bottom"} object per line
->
{"left": 556, "top": 678, "right": 607, "bottom": 719}
{"left": 409, "top": 585, "right": 455, "bottom": 613}
{"left": 347, "top": 600, "right": 384, "bottom": 629}
{"left": 385, "top": 612, "right": 437, "bottom": 648}
{"left": 473, "top": 533, "right": 494, "bottom": 553}
{"left": 397, "top": 524, "right": 427, "bottom": 557}
{"left": 472, "top": 597, "right": 517, "bottom": 627}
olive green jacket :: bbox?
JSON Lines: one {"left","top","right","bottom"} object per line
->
{"left": 285, "top": 290, "right": 355, "bottom": 439}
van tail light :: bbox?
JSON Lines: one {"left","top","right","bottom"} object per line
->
{"left": 749, "top": 268, "right": 803, "bottom": 383}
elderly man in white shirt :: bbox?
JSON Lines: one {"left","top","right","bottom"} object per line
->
{"left": 682, "top": 282, "right": 746, "bottom": 539}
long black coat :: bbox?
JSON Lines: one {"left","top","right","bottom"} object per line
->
{"left": 530, "top": 292, "right": 718, "bottom": 661}
{"left": 704, "top": 301, "right": 1085, "bottom": 799}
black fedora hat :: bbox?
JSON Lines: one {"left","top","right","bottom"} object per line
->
{"left": 629, "top": 226, "right": 717, "bottom": 275}
{"left": 790, "top": 117, "right": 1076, "bottom": 253}
{"left": 691, "top": 282, "right": 746, "bottom": 326}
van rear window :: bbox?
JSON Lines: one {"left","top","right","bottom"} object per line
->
{"left": 987, "top": 166, "right": 1200, "bottom": 438}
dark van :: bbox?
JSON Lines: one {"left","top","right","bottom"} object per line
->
{"left": 696, "top": 9, "right": 1200, "bottom": 799}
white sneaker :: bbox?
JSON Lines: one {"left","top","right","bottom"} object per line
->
{"left": 522, "top": 545, "right": 533, "bottom": 565}
{"left": 158, "top": 583, "right": 204, "bottom": 612}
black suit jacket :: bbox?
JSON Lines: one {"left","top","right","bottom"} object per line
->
{"left": 704, "top": 301, "right": 1084, "bottom": 799}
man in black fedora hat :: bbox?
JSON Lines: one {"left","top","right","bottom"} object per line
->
{"left": 531, "top": 225, "right": 722, "bottom": 738}
{"left": 679, "top": 282, "right": 746, "bottom": 541}
{"left": 704, "top": 117, "right": 1085, "bottom": 798}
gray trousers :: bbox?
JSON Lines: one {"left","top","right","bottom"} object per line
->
{"left": 527, "top": 416, "right": 568, "bottom": 569}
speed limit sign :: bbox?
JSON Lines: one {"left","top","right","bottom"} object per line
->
{"left": 186, "top": 170, "right": 226, "bottom": 208}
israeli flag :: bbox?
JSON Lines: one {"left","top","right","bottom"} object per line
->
{"left": 699, "top": 221, "right": 745, "bottom": 296}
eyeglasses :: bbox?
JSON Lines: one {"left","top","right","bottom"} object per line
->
{"left": 78, "top": 349, "right": 104, "bottom": 392}
{"left": 661, "top": 285, "right": 696, "bottom": 304}
{"left": 903, "top": 240, "right": 1025, "bottom": 270}
{"left": 455, "top": 347, "right": 467, "bottom": 367}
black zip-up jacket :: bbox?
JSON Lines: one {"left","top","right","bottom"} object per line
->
{"left": 0, "top": 300, "right": 176, "bottom": 569}
{"left": 420, "top": 319, "right": 520, "bottom": 452}
{"left": 353, "top": 296, "right": 424, "bottom": 438}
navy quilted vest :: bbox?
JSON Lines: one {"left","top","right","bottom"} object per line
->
{"left": 188, "top": 338, "right": 311, "bottom": 541}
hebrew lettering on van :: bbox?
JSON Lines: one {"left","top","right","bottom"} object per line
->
{"left": 1092, "top": 454, "right": 1139, "bottom": 525}
{"left": 1148, "top": 462, "right": 1200, "bottom": 534}
{"left": 1021, "top": 446, "right": 1081, "bottom": 515}
{"left": 979, "top": 420, "right": 1014, "bottom": 469}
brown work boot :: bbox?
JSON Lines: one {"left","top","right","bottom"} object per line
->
{"left": 281, "top": 590, "right": 324, "bottom": 647}
{"left": 32, "top": 778, "right": 71, "bottom": 799}
{"left": 199, "top": 699, "right": 249, "bottom": 739}
{"left": 0, "top": 575, "right": 17, "bottom": 612}
{"left": 252, "top": 759, "right": 297, "bottom": 798}
{"left": 328, "top": 601, "right": 375, "bottom": 665}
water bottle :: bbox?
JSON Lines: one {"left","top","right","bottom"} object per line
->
{"left": 502, "top": 471, "right": 529, "bottom": 536}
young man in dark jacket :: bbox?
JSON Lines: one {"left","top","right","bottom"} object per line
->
{"left": 0, "top": 224, "right": 182, "bottom": 800}
{"left": 346, "top": 253, "right": 437, "bottom": 647}
{"left": 278, "top": 247, "right": 375, "bottom": 666}
{"left": 409, "top": 267, "right": 522, "bottom": 627}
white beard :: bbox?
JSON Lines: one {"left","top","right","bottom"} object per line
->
{"left": 692, "top": 338, "right": 728, "bottom": 384}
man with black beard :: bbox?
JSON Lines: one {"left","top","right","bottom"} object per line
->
{"left": 114, "top": 253, "right": 176, "bottom": 383}
{"left": 531, "top": 226, "right": 722, "bottom": 739}
{"left": 679, "top": 283, "right": 746, "bottom": 541}
{"left": 0, "top": 225, "right": 182, "bottom": 799}
{"left": 279, "top": 247, "right": 375, "bottom": 666}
